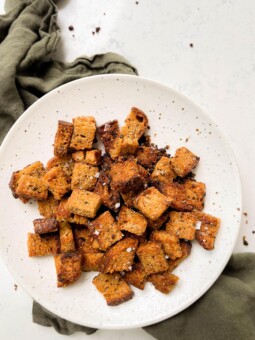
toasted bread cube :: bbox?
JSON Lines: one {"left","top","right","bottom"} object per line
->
{"left": 89, "top": 211, "right": 123, "bottom": 251}
{"left": 137, "top": 241, "right": 168, "bottom": 275}
{"left": 85, "top": 149, "right": 102, "bottom": 165}
{"left": 123, "top": 107, "right": 148, "bottom": 140}
{"left": 123, "top": 262, "right": 147, "bottom": 290}
{"left": 37, "top": 194, "right": 59, "bottom": 218}
{"left": 183, "top": 179, "right": 206, "bottom": 211}
{"left": 59, "top": 221, "right": 76, "bottom": 253}
{"left": 135, "top": 146, "right": 161, "bottom": 170}
{"left": 46, "top": 154, "right": 74, "bottom": 177}
{"left": 33, "top": 218, "right": 58, "bottom": 234}
{"left": 27, "top": 232, "right": 60, "bottom": 256}
{"left": 150, "top": 230, "right": 182, "bottom": 260}
{"left": 54, "top": 120, "right": 73, "bottom": 157}
{"left": 119, "top": 135, "right": 139, "bottom": 155}
{"left": 67, "top": 189, "right": 101, "bottom": 218}
{"left": 171, "top": 147, "right": 200, "bottom": 177}
{"left": 93, "top": 273, "right": 134, "bottom": 306}
{"left": 16, "top": 175, "right": 48, "bottom": 201}
{"left": 120, "top": 191, "right": 138, "bottom": 208}
{"left": 166, "top": 211, "right": 197, "bottom": 240}
{"left": 133, "top": 187, "right": 171, "bottom": 221}
{"left": 54, "top": 252, "right": 82, "bottom": 287}
{"left": 118, "top": 206, "right": 147, "bottom": 236}
{"left": 71, "top": 162, "right": 99, "bottom": 191}
{"left": 110, "top": 159, "right": 143, "bottom": 194}
{"left": 94, "top": 171, "right": 120, "bottom": 211}
{"left": 43, "top": 167, "right": 70, "bottom": 200}
{"left": 195, "top": 212, "right": 220, "bottom": 250}
{"left": 71, "top": 151, "right": 86, "bottom": 162}
{"left": 73, "top": 227, "right": 97, "bottom": 253}
{"left": 147, "top": 213, "right": 168, "bottom": 230}
{"left": 70, "top": 116, "right": 96, "bottom": 150}
{"left": 137, "top": 164, "right": 150, "bottom": 185}
{"left": 168, "top": 241, "right": 192, "bottom": 272}
{"left": 56, "top": 198, "right": 89, "bottom": 225}
{"left": 147, "top": 272, "right": 179, "bottom": 294}
{"left": 99, "top": 237, "right": 138, "bottom": 273}
{"left": 97, "top": 120, "right": 120, "bottom": 158}
{"left": 82, "top": 252, "right": 104, "bottom": 272}
{"left": 151, "top": 156, "right": 177, "bottom": 183}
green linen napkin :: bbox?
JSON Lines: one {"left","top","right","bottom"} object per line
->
{"left": 1, "top": 1, "right": 255, "bottom": 340}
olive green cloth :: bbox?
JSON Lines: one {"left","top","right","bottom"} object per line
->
{"left": 1, "top": 1, "right": 255, "bottom": 340}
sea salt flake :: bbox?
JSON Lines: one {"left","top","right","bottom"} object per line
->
{"left": 195, "top": 221, "right": 202, "bottom": 230}
{"left": 115, "top": 202, "right": 120, "bottom": 209}
{"left": 126, "top": 247, "right": 133, "bottom": 252}
{"left": 94, "top": 230, "right": 100, "bottom": 235}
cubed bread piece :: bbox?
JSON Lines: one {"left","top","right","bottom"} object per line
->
{"left": 166, "top": 211, "right": 197, "bottom": 240}
{"left": 89, "top": 211, "right": 123, "bottom": 251}
{"left": 16, "top": 175, "right": 48, "bottom": 201}
{"left": 110, "top": 159, "right": 143, "bottom": 194}
{"left": 92, "top": 273, "right": 134, "bottom": 306}
{"left": 71, "top": 162, "right": 99, "bottom": 191}
{"left": 94, "top": 171, "right": 120, "bottom": 211}
{"left": 147, "top": 213, "right": 168, "bottom": 230}
{"left": 82, "top": 252, "right": 104, "bottom": 272}
{"left": 195, "top": 212, "right": 220, "bottom": 250}
{"left": 120, "top": 191, "right": 138, "bottom": 208}
{"left": 151, "top": 156, "right": 177, "bottom": 183}
{"left": 147, "top": 272, "right": 179, "bottom": 294}
{"left": 99, "top": 237, "right": 138, "bottom": 273}
{"left": 85, "top": 149, "right": 102, "bottom": 165}
{"left": 150, "top": 230, "right": 182, "bottom": 260}
{"left": 122, "top": 107, "right": 148, "bottom": 140}
{"left": 123, "top": 262, "right": 147, "bottom": 290}
{"left": 43, "top": 167, "right": 71, "bottom": 200}
{"left": 73, "top": 227, "right": 97, "bottom": 253}
{"left": 118, "top": 206, "right": 147, "bottom": 236}
{"left": 133, "top": 187, "right": 171, "bottom": 221}
{"left": 54, "top": 120, "right": 73, "bottom": 157}
{"left": 137, "top": 164, "right": 150, "bottom": 185}
{"left": 97, "top": 120, "right": 120, "bottom": 157}
{"left": 67, "top": 189, "right": 101, "bottom": 218}
{"left": 136, "top": 241, "right": 169, "bottom": 275}
{"left": 46, "top": 154, "right": 74, "bottom": 177}
{"left": 54, "top": 252, "right": 82, "bottom": 287}
{"left": 168, "top": 241, "right": 192, "bottom": 272}
{"left": 70, "top": 116, "right": 96, "bottom": 150}
{"left": 171, "top": 147, "right": 200, "bottom": 177}
{"left": 135, "top": 146, "right": 162, "bottom": 170}
{"left": 119, "top": 135, "right": 139, "bottom": 155}
{"left": 27, "top": 232, "right": 60, "bottom": 256}
{"left": 56, "top": 198, "right": 89, "bottom": 225}
{"left": 59, "top": 221, "right": 76, "bottom": 253}
{"left": 37, "top": 194, "right": 59, "bottom": 218}
{"left": 183, "top": 179, "right": 206, "bottom": 211}
{"left": 71, "top": 151, "right": 86, "bottom": 162}
{"left": 33, "top": 217, "right": 58, "bottom": 234}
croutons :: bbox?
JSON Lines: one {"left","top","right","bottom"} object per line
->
{"left": 67, "top": 189, "right": 101, "bottom": 218}
{"left": 71, "top": 151, "right": 86, "bottom": 162}
{"left": 92, "top": 273, "right": 134, "bottom": 306}
{"left": 70, "top": 116, "right": 96, "bottom": 150}
{"left": 166, "top": 211, "right": 197, "bottom": 240}
{"left": 16, "top": 175, "right": 48, "bottom": 201}
{"left": 135, "top": 146, "right": 161, "bottom": 170}
{"left": 134, "top": 187, "right": 171, "bottom": 221}
{"left": 54, "top": 252, "right": 82, "bottom": 287}
{"left": 147, "top": 272, "right": 179, "bottom": 294}
{"left": 123, "top": 262, "right": 147, "bottom": 290}
{"left": 168, "top": 241, "right": 192, "bottom": 272}
{"left": 97, "top": 120, "right": 120, "bottom": 158}
{"left": 71, "top": 162, "right": 99, "bottom": 191}
{"left": 59, "top": 221, "right": 76, "bottom": 253}
{"left": 183, "top": 179, "right": 206, "bottom": 211}
{"left": 171, "top": 147, "right": 199, "bottom": 177}
{"left": 195, "top": 212, "right": 220, "bottom": 250}
{"left": 37, "top": 194, "right": 59, "bottom": 218}
{"left": 85, "top": 149, "right": 102, "bottom": 166}
{"left": 118, "top": 206, "right": 147, "bottom": 236}
{"left": 147, "top": 212, "right": 168, "bottom": 231}
{"left": 54, "top": 120, "right": 73, "bottom": 157}
{"left": 33, "top": 217, "right": 58, "bottom": 234}
{"left": 151, "top": 156, "right": 177, "bottom": 183}
{"left": 123, "top": 107, "right": 148, "bottom": 140}
{"left": 82, "top": 252, "right": 104, "bottom": 272}
{"left": 73, "top": 227, "right": 96, "bottom": 253}
{"left": 27, "top": 232, "right": 60, "bottom": 257}
{"left": 43, "top": 167, "right": 70, "bottom": 200}
{"left": 94, "top": 171, "right": 120, "bottom": 211}
{"left": 46, "top": 154, "right": 74, "bottom": 177}
{"left": 150, "top": 230, "right": 182, "bottom": 260}
{"left": 56, "top": 198, "right": 89, "bottom": 225}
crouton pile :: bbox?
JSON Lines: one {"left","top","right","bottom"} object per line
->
{"left": 9, "top": 107, "right": 220, "bottom": 306}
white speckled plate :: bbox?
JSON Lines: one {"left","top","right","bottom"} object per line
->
{"left": 0, "top": 75, "right": 242, "bottom": 329}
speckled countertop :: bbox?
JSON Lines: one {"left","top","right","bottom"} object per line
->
{"left": 1, "top": 1, "right": 255, "bottom": 339}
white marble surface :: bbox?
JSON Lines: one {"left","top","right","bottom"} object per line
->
{"left": 1, "top": 0, "right": 255, "bottom": 339}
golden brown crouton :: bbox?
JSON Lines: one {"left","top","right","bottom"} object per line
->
{"left": 150, "top": 230, "right": 182, "bottom": 260}
{"left": 73, "top": 227, "right": 96, "bottom": 253}
{"left": 67, "top": 189, "right": 101, "bottom": 218}
{"left": 183, "top": 179, "right": 206, "bottom": 211}
{"left": 99, "top": 237, "right": 138, "bottom": 273}
{"left": 118, "top": 206, "right": 147, "bottom": 236}
{"left": 166, "top": 211, "right": 197, "bottom": 240}
{"left": 59, "top": 221, "right": 76, "bottom": 253}
{"left": 119, "top": 135, "right": 139, "bottom": 156}
{"left": 122, "top": 107, "right": 148, "bottom": 140}
{"left": 54, "top": 120, "right": 73, "bottom": 157}
{"left": 120, "top": 191, "right": 138, "bottom": 208}
{"left": 71, "top": 162, "right": 99, "bottom": 191}
{"left": 136, "top": 241, "right": 169, "bottom": 275}
{"left": 94, "top": 171, "right": 120, "bottom": 211}
{"left": 151, "top": 156, "right": 177, "bottom": 183}
{"left": 85, "top": 149, "right": 102, "bottom": 166}
{"left": 56, "top": 198, "right": 89, "bottom": 225}
{"left": 133, "top": 187, "right": 171, "bottom": 221}
{"left": 135, "top": 146, "right": 161, "bottom": 170}
{"left": 37, "top": 194, "right": 59, "bottom": 218}
{"left": 97, "top": 120, "right": 121, "bottom": 158}
{"left": 92, "top": 273, "right": 134, "bottom": 306}
{"left": 54, "top": 252, "right": 82, "bottom": 287}
{"left": 27, "top": 232, "right": 60, "bottom": 257}
{"left": 168, "top": 241, "right": 192, "bottom": 272}
{"left": 171, "top": 147, "right": 199, "bottom": 177}
{"left": 123, "top": 262, "right": 147, "bottom": 290}
{"left": 110, "top": 159, "right": 143, "bottom": 194}
{"left": 89, "top": 211, "right": 123, "bottom": 251}
{"left": 46, "top": 154, "right": 74, "bottom": 177}
{"left": 82, "top": 252, "right": 104, "bottom": 272}
{"left": 195, "top": 212, "right": 220, "bottom": 250}
{"left": 137, "top": 164, "right": 150, "bottom": 185}
{"left": 33, "top": 218, "right": 58, "bottom": 234}
{"left": 147, "top": 272, "right": 179, "bottom": 294}
{"left": 43, "top": 167, "right": 71, "bottom": 200}
{"left": 70, "top": 116, "right": 96, "bottom": 150}
{"left": 71, "top": 151, "right": 86, "bottom": 162}
{"left": 16, "top": 175, "right": 48, "bottom": 201}
{"left": 147, "top": 213, "right": 168, "bottom": 230}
